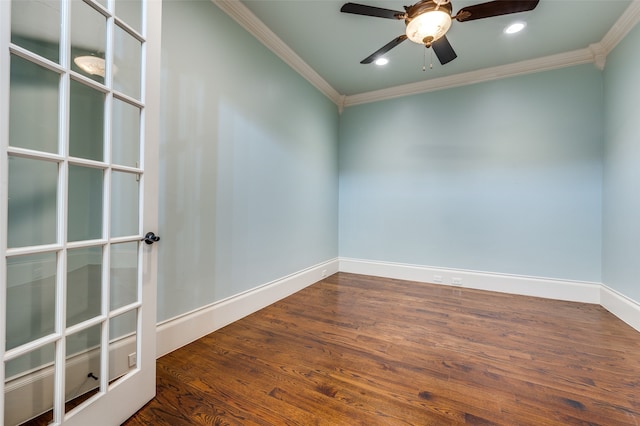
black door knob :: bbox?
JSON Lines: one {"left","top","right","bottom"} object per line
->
{"left": 142, "top": 232, "right": 160, "bottom": 245}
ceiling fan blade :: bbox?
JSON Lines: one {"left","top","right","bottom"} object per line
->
{"left": 341, "top": 2, "right": 405, "bottom": 20}
{"left": 455, "top": 0, "right": 539, "bottom": 22}
{"left": 431, "top": 35, "right": 457, "bottom": 65}
{"left": 360, "top": 35, "right": 408, "bottom": 64}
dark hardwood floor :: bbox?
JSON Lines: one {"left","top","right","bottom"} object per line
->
{"left": 123, "top": 272, "right": 640, "bottom": 425}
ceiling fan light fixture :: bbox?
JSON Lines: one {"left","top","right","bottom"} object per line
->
{"left": 405, "top": 10, "right": 452, "bottom": 46}
{"left": 341, "top": 0, "right": 540, "bottom": 66}
{"left": 374, "top": 57, "right": 389, "bottom": 65}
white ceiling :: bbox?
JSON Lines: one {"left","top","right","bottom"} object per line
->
{"left": 223, "top": 0, "right": 639, "bottom": 104}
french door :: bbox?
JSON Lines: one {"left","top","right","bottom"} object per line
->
{"left": 0, "top": 0, "right": 160, "bottom": 424}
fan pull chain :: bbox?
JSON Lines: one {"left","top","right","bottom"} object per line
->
{"left": 422, "top": 48, "right": 433, "bottom": 72}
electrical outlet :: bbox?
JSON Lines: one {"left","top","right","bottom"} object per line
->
{"left": 433, "top": 275, "right": 443, "bottom": 283}
{"left": 128, "top": 352, "right": 137, "bottom": 368}
{"left": 452, "top": 277, "right": 463, "bottom": 286}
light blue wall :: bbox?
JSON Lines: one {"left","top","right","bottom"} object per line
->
{"left": 157, "top": 0, "right": 639, "bottom": 321}
{"left": 339, "top": 66, "right": 603, "bottom": 282}
{"left": 603, "top": 22, "right": 640, "bottom": 302}
{"left": 158, "top": 0, "right": 339, "bottom": 321}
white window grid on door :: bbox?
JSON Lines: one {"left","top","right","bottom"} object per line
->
{"left": 0, "top": 0, "right": 149, "bottom": 423}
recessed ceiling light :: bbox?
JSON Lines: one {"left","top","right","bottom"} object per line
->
{"left": 504, "top": 22, "right": 526, "bottom": 34}
{"left": 375, "top": 57, "right": 389, "bottom": 66}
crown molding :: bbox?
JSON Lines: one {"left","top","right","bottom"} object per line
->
{"left": 344, "top": 48, "right": 594, "bottom": 107}
{"left": 214, "top": 0, "right": 640, "bottom": 109}
{"left": 600, "top": 0, "right": 640, "bottom": 53}
{"left": 211, "top": 0, "right": 342, "bottom": 105}
{"left": 589, "top": 43, "right": 607, "bottom": 70}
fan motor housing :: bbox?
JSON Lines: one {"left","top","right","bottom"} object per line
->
{"left": 405, "top": 0, "right": 453, "bottom": 21}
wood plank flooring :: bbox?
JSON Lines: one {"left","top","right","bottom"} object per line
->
{"left": 123, "top": 272, "right": 640, "bottom": 425}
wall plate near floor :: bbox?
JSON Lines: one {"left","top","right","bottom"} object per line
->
{"left": 128, "top": 353, "right": 137, "bottom": 368}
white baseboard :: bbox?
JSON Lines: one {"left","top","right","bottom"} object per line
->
{"left": 9, "top": 258, "right": 634, "bottom": 425}
{"left": 154, "top": 256, "right": 638, "bottom": 361}
{"left": 600, "top": 284, "right": 640, "bottom": 332}
{"left": 339, "top": 258, "right": 601, "bottom": 304}
{"left": 155, "top": 258, "right": 340, "bottom": 358}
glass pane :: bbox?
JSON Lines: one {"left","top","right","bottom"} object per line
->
{"left": 4, "top": 344, "right": 55, "bottom": 426}
{"left": 67, "top": 246, "right": 103, "bottom": 327}
{"left": 8, "top": 156, "right": 58, "bottom": 248}
{"left": 110, "top": 242, "right": 138, "bottom": 310}
{"left": 11, "top": 0, "right": 61, "bottom": 63}
{"left": 69, "top": 79, "right": 105, "bottom": 161}
{"left": 70, "top": 0, "right": 106, "bottom": 84}
{"left": 112, "top": 98, "right": 140, "bottom": 167}
{"left": 113, "top": 24, "right": 141, "bottom": 99}
{"left": 9, "top": 54, "right": 59, "bottom": 153}
{"left": 66, "top": 323, "right": 101, "bottom": 358}
{"left": 68, "top": 165, "right": 103, "bottom": 242}
{"left": 116, "top": 0, "right": 142, "bottom": 34}
{"left": 6, "top": 253, "right": 57, "bottom": 351}
{"left": 65, "top": 325, "right": 101, "bottom": 411}
{"left": 109, "top": 310, "right": 137, "bottom": 382}
{"left": 111, "top": 171, "right": 139, "bottom": 237}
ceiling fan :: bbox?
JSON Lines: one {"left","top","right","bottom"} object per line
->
{"left": 340, "top": 0, "right": 540, "bottom": 65}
